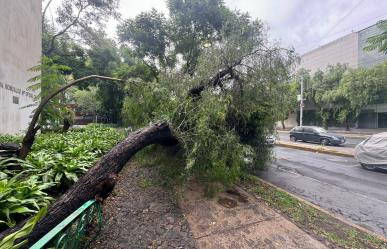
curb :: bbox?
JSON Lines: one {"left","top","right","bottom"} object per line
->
{"left": 241, "top": 176, "right": 387, "bottom": 244}
{"left": 276, "top": 141, "right": 354, "bottom": 158}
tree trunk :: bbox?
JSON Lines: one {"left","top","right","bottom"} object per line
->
{"left": 19, "top": 123, "right": 177, "bottom": 246}
{"left": 281, "top": 120, "right": 286, "bottom": 130}
{"left": 62, "top": 118, "right": 71, "bottom": 132}
{"left": 0, "top": 143, "right": 20, "bottom": 158}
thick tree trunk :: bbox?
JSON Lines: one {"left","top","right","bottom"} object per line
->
{"left": 11, "top": 123, "right": 178, "bottom": 246}
{"left": 281, "top": 120, "right": 286, "bottom": 130}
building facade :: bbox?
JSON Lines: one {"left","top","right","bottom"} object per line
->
{"left": 0, "top": 0, "right": 41, "bottom": 134}
{"left": 299, "top": 23, "right": 387, "bottom": 72}
{"left": 295, "top": 22, "right": 387, "bottom": 129}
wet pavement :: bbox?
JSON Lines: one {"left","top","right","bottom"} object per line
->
{"left": 259, "top": 147, "right": 387, "bottom": 237}
{"left": 278, "top": 133, "right": 365, "bottom": 148}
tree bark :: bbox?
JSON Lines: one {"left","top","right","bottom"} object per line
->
{"left": 20, "top": 122, "right": 177, "bottom": 246}
{"left": 18, "top": 75, "right": 124, "bottom": 160}
{"left": 0, "top": 143, "right": 20, "bottom": 158}
{"left": 62, "top": 118, "right": 71, "bottom": 133}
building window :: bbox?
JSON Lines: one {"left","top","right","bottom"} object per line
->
{"left": 13, "top": 96, "right": 19, "bottom": 104}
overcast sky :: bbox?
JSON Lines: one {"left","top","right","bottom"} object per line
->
{"left": 47, "top": 0, "right": 387, "bottom": 54}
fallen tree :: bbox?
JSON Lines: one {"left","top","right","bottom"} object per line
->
{"left": 13, "top": 122, "right": 176, "bottom": 245}
{"left": 18, "top": 75, "right": 124, "bottom": 159}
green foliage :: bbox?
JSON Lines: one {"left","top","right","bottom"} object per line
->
{"left": 178, "top": 94, "right": 246, "bottom": 192}
{"left": 72, "top": 87, "right": 102, "bottom": 116}
{"left": 117, "top": 8, "right": 174, "bottom": 68}
{"left": 118, "top": 0, "right": 230, "bottom": 74}
{"left": 299, "top": 61, "right": 387, "bottom": 128}
{"left": 271, "top": 81, "right": 298, "bottom": 128}
{"left": 0, "top": 135, "right": 22, "bottom": 145}
{"left": 28, "top": 56, "right": 74, "bottom": 130}
{"left": 27, "top": 124, "right": 125, "bottom": 188}
{"left": 0, "top": 174, "right": 53, "bottom": 229}
{"left": 121, "top": 81, "right": 178, "bottom": 128}
{"left": 118, "top": 3, "right": 294, "bottom": 195}
{"left": 0, "top": 125, "right": 124, "bottom": 231}
{"left": 0, "top": 207, "right": 47, "bottom": 249}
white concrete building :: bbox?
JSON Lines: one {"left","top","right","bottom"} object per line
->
{"left": 0, "top": 0, "right": 41, "bottom": 134}
{"left": 299, "top": 33, "right": 359, "bottom": 73}
{"left": 299, "top": 23, "right": 387, "bottom": 72}
{"left": 292, "top": 22, "right": 387, "bottom": 129}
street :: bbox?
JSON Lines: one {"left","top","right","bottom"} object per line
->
{"left": 259, "top": 147, "right": 387, "bottom": 237}
{"left": 278, "top": 132, "right": 365, "bottom": 148}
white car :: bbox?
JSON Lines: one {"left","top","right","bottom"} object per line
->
{"left": 355, "top": 132, "right": 387, "bottom": 170}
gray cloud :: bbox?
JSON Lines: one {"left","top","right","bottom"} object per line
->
{"left": 46, "top": 0, "right": 387, "bottom": 54}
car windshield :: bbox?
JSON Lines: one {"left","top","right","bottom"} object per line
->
{"left": 314, "top": 127, "right": 327, "bottom": 133}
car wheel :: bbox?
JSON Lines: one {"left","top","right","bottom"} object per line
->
{"left": 320, "top": 138, "right": 330, "bottom": 146}
{"left": 361, "top": 163, "right": 377, "bottom": 171}
{"left": 290, "top": 136, "right": 297, "bottom": 142}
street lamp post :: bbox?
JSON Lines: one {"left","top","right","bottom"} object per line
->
{"left": 299, "top": 78, "right": 304, "bottom": 127}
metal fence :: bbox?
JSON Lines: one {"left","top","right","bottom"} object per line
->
{"left": 30, "top": 200, "right": 102, "bottom": 249}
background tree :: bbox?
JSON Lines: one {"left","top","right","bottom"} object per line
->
{"left": 273, "top": 81, "right": 298, "bottom": 129}
{"left": 118, "top": 0, "right": 230, "bottom": 75}
{"left": 42, "top": 0, "right": 120, "bottom": 55}
{"left": 72, "top": 87, "right": 102, "bottom": 121}
{"left": 117, "top": 9, "right": 174, "bottom": 75}
{"left": 28, "top": 57, "right": 74, "bottom": 131}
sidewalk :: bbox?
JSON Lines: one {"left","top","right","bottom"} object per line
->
{"left": 276, "top": 140, "right": 355, "bottom": 157}
{"left": 180, "top": 183, "right": 327, "bottom": 249}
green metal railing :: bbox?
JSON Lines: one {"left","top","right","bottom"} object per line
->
{"left": 30, "top": 200, "right": 102, "bottom": 249}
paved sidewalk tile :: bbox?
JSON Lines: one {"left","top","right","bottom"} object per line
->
{"left": 180, "top": 184, "right": 328, "bottom": 249}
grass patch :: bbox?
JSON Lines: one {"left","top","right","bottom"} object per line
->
{"left": 243, "top": 175, "right": 387, "bottom": 249}
{"left": 138, "top": 178, "right": 153, "bottom": 189}
{"left": 132, "top": 145, "right": 188, "bottom": 202}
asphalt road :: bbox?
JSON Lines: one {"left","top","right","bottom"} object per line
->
{"left": 259, "top": 147, "right": 387, "bottom": 237}
{"left": 278, "top": 133, "right": 365, "bottom": 148}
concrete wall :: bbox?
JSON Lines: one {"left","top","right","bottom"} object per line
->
{"left": 299, "top": 33, "right": 359, "bottom": 72}
{"left": 358, "top": 24, "right": 387, "bottom": 68}
{"left": 0, "top": 0, "right": 41, "bottom": 134}
{"left": 276, "top": 113, "right": 298, "bottom": 129}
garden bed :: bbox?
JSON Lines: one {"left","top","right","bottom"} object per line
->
{"left": 0, "top": 125, "right": 125, "bottom": 234}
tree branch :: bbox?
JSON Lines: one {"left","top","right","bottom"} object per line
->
{"left": 42, "top": 0, "right": 54, "bottom": 27}
{"left": 18, "top": 75, "right": 125, "bottom": 159}
{"left": 46, "top": 3, "right": 90, "bottom": 55}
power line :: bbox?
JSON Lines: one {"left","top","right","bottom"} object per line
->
{"left": 302, "top": 0, "right": 367, "bottom": 53}
{"left": 324, "top": 0, "right": 366, "bottom": 37}
{"left": 299, "top": 13, "right": 387, "bottom": 54}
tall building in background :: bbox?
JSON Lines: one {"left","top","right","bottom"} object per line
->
{"left": 296, "top": 22, "right": 387, "bottom": 129}
{"left": 299, "top": 23, "right": 387, "bottom": 72}
{"left": 0, "top": 0, "right": 41, "bottom": 134}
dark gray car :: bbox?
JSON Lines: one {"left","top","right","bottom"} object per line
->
{"left": 289, "top": 126, "right": 346, "bottom": 146}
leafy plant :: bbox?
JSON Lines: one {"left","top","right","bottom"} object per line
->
{"left": 0, "top": 135, "right": 22, "bottom": 145}
{"left": 0, "top": 207, "right": 47, "bottom": 249}
{"left": 0, "top": 175, "right": 53, "bottom": 228}
{"left": 0, "top": 125, "right": 124, "bottom": 231}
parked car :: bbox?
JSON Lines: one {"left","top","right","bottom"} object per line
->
{"left": 289, "top": 126, "right": 346, "bottom": 146}
{"left": 265, "top": 134, "right": 277, "bottom": 145}
{"left": 355, "top": 132, "right": 387, "bottom": 171}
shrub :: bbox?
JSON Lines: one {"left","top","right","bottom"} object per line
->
{"left": 0, "top": 124, "right": 125, "bottom": 230}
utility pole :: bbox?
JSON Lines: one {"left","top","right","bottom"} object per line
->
{"left": 300, "top": 78, "right": 304, "bottom": 127}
